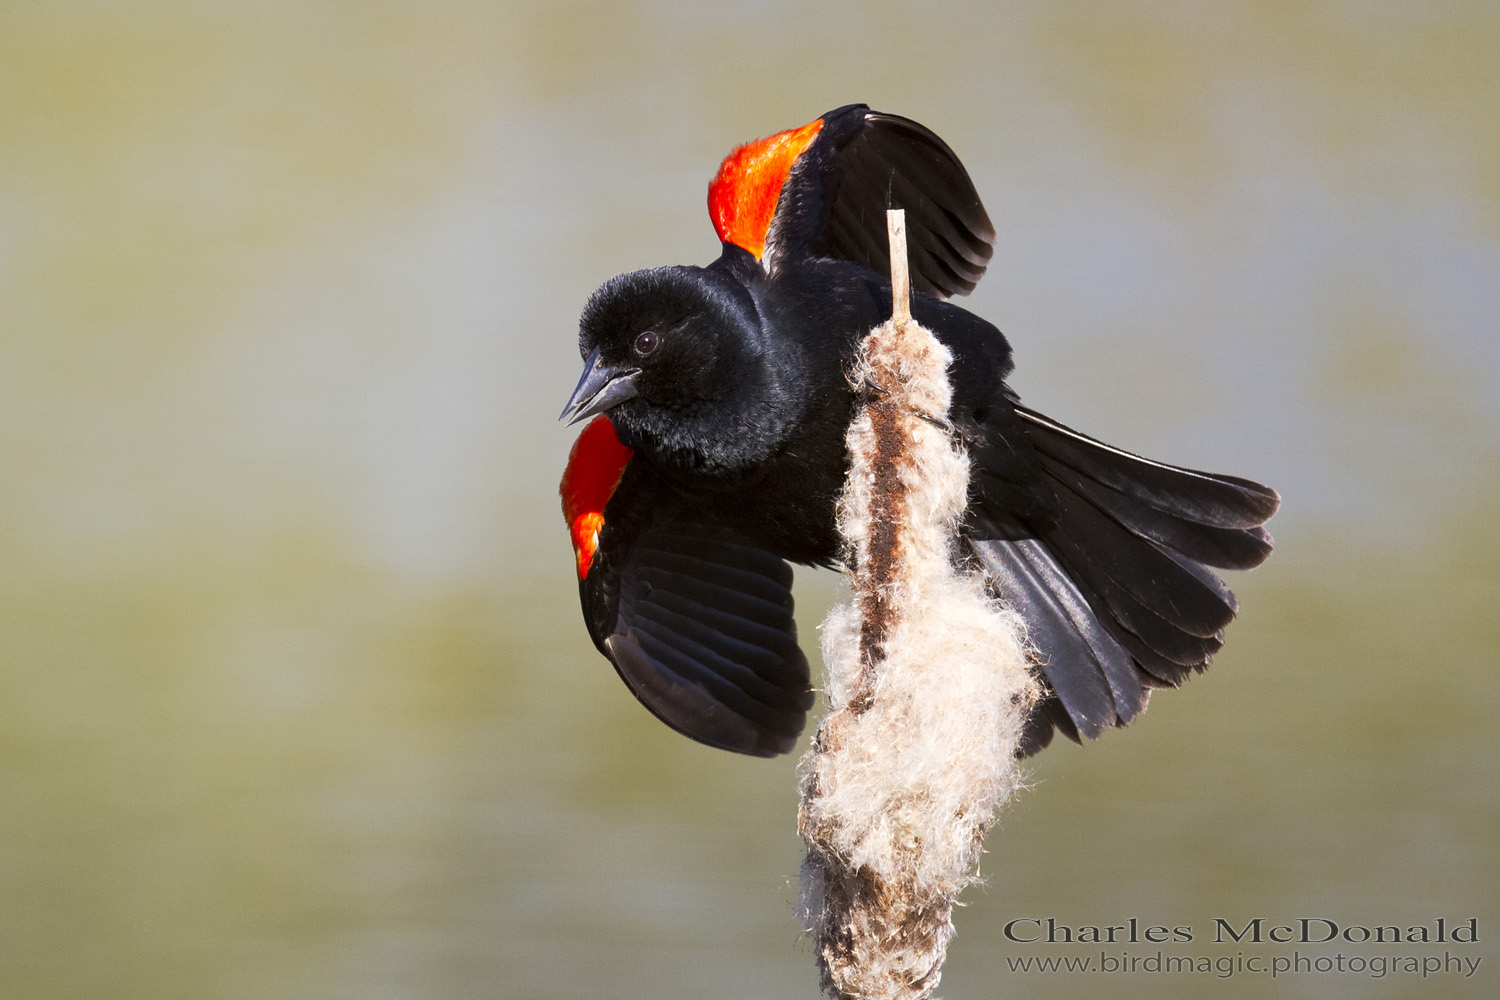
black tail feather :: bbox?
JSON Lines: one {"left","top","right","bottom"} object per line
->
{"left": 977, "top": 406, "right": 1278, "bottom": 755}
{"left": 1044, "top": 482, "right": 1240, "bottom": 640}
{"left": 1016, "top": 406, "right": 1280, "bottom": 530}
{"left": 970, "top": 538, "right": 1144, "bottom": 738}
{"left": 1058, "top": 464, "right": 1274, "bottom": 570}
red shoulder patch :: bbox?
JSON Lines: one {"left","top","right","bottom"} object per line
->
{"left": 707, "top": 117, "right": 824, "bottom": 259}
{"left": 560, "top": 415, "right": 634, "bottom": 580}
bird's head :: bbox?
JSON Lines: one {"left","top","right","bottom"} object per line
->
{"left": 560, "top": 263, "right": 804, "bottom": 475}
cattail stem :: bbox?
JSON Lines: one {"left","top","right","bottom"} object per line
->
{"left": 797, "top": 210, "right": 1039, "bottom": 1000}
{"left": 888, "top": 210, "right": 911, "bottom": 328}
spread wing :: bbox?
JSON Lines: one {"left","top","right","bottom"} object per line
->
{"left": 708, "top": 104, "right": 996, "bottom": 299}
{"left": 561, "top": 418, "right": 813, "bottom": 757}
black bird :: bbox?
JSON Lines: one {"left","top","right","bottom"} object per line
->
{"left": 559, "top": 104, "right": 1278, "bottom": 758}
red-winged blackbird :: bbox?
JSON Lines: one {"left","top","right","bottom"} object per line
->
{"left": 559, "top": 105, "right": 1278, "bottom": 758}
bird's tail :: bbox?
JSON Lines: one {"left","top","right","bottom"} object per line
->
{"left": 971, "top": 406, "right": 1279, "bottom": 755}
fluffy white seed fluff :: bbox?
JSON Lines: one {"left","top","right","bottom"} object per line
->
{"left": 796, "top": 212, "right": 1038, "bottom": 1000}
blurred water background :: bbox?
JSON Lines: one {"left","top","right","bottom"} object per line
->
{"left": 2, "top": 3, "right": 1496, "bottom": 998}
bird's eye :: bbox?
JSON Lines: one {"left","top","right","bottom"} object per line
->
{"left": 633, "top": 330, "right": 660, "bottom": 357}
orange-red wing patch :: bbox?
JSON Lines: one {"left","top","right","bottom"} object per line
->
{"left": 560, "top": 415, "right": 634, "bottom": 580}
{"left": 707, "top": 117, "right": 824, "bottom": 259}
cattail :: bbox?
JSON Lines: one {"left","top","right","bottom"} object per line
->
{"left": 797, "top": 210, "right": 1039, "bottom": 1000}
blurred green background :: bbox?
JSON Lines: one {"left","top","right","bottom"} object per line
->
{"left": 2, "top": 3, "right": 1496, "bottom": 998}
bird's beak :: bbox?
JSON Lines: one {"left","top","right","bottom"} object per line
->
{"left": 559, "top": 348, "right": 642, "bottom": 424}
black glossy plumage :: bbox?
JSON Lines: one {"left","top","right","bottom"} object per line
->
{"left": 767, "top": 105, "right": 995, "bottom": 298}
{"left": 589, "top": 486, "right": 812, "bottom": 757}
{"left": 562, "top": 105, "right": 1278, "bottom": 757}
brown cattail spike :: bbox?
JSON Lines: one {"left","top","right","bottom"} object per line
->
{"left": 796, "top": 210, "right": 1039, "bottom": 1000}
